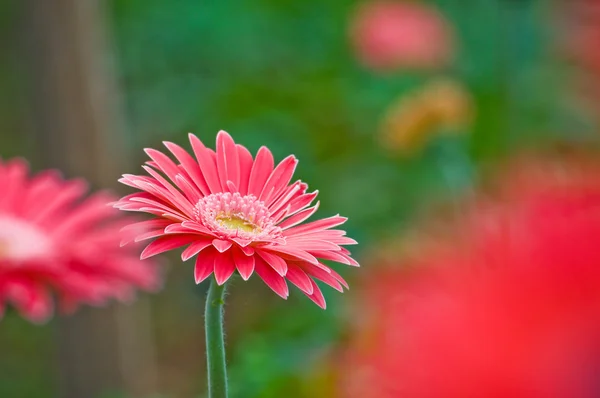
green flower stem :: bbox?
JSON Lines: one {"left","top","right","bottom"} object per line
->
{"left": 205, "top": 278, "right": 228, "bottom": 398}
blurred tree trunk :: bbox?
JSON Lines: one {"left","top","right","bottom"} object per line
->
{"left": 19, "top": 1, "right": 158, "bottom": 397}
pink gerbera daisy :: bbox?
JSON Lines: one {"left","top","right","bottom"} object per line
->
{"left": 114, "top": 131, "right": 358, "bottom": 308}
{"left": 0, "top": 158, "right": 160, "bottom": 323}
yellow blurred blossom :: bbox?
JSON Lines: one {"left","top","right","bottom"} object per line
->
{"left": 380, "top": 78, "right": 474, "bottom": 154}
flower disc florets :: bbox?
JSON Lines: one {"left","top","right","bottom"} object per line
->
{"left": 194, "top": 192, "right": 283, "bottom": 242}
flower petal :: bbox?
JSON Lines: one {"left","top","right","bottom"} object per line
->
{"left": 233, "top": 247, "right": 255, "bottom": 280}
{"left": 189, "top": 133, "right": 222, "bottom": 193}
{"left": 301, "top": 263, "right": 344, "bottom": 292}
{"left": 262, "top": 245, "right": 319, "bottom": 265}
{"left": 195, "top": 248, "right": 218, "bottom": 284}
{"left": 182, "top": 240, "right": 213, "bottom": 261}
{"left": 255, "top": 256, "right": 289, "bottom": 299}
{"left": 278, "top": 202, "right": 320, "bottom": 230}
{"left": 284, "top": 215, "right": 347, "bottom": 236}
{"left": 260, "top": 155, "right": 298, "bottom": 204}
{"left": 237, "top": 144, "right": 253, "bottom": 196}
{"left": 143, "top": 148, "right": 182, "bottom": 186}
{"left": 212, "top": 238, "right": 233, "bottom": 253}
{"left": 248, "top": 146, "right": 274, "bottom": 196}
{"left": 214, "top": 251, "right": 236, "bottom": 285}
{"left": 256, "top": 250, "right": 288, "bottom": 276}
{"left": 140, "top": 235, "right": 197, "bottom": 259}
{"left": 163, "top": 141, "right": 210, "bottom": 196}
{"left": 216, "top": 130, "right": 240, "bottom": 192}
{"left": 285, "top": 264, "right": 314, "bottom": 295}
{"left": 305, "top": 279, "right": 326, "bottom": 309}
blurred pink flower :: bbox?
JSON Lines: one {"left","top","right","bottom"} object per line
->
{"left": 349, "top": 0, "right": 455, "bottom": 72}
{"left": 340, "top": 155, "right": 600, "bottom": 398}
{"left": 114, "top": 131, "right": 358, "bottom": 308}
{"left": 0, "top": 158, "right": 160, "bottom": 324}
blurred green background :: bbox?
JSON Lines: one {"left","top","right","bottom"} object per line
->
{"left": 0, "top": 0, "right": 596, "bottom": 397}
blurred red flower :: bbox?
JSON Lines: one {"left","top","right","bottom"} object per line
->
{"left": 0, "top": 158, "right": 160, "bottom": 323}
{"left": 340, "top": 156, "right": 600, "bottom": 398}
{"left": 349, "top": 0, "right": 455, "bottom": 72}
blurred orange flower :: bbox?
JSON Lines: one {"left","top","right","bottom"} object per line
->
{"left": 380, "top": 78, "right": 473, "bottom": 154}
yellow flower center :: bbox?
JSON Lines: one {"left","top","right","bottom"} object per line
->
{"left": 215, "top": 214, "right": 259, "bottom": 234}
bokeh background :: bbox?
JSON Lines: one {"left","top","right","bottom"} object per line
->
{"left": 0, "top": 0, "right": 598, "bottom": 397}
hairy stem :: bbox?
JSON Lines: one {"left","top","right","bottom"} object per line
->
{"left": 205, "top": 279, "right": 228, "bottom": 398}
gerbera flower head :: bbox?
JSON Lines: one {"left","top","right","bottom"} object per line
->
{"left": 0, "top": 158, "right": 160, "bottom": 323}
{"left": 114, "top": 131, "right": 358, "bottom": 308}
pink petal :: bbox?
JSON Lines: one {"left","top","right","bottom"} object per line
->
{"left": 247, "top": 146, "right": 274, "bottom": 196}
{"left": 189, "top": 133, "right": 222, "bottom": 193}
{"left": 31, "top": 177, "right": 88, "bottom": 224}
{"left": 214, "top": 251, "right": 236, "bottom": 285}
{"left": 53, "top": 193, "right": 116, "bottom": 237}
{"left": 233, "top": 247, "right": 255, "bottom": 280}
{"left": 268, "top": 181, "right": 304, "bottom": 216}
{"left": 212, "top": 238, "right": 233, "bottom": 253}
{"left": 6, "top": 282, "right": 54, "bottom": 324}
{"left": 121, "top": 219, "right": 172, "bottom": 234}
{"left": 327, "top": 268, "right": 350, "bottom": 290}
{"left": 22, "top": 172, "right": 73, "bottom": 219}
{"left": 295, "top": 230, "right": 348, "bottom": 240}
{"left": 134, "top": 228, "right": 168, "bottom": 243}
{"left": 216, "top": 130, "right": 240, "bottom": 192}
{"left": 181, "top": 221, "right": 214, "bottom": 235}
{"left": 261, "top": 245, "right": 319, "bottom": 265}
{"left": 273, "top": 190, "right": 318, "bottom": 222}
{"left": 328, "top": 236, "right": 359, "bottom": 245}
{"left": 120, "top": 219, "right": 172, "bottom": 246}
{"left": 237, "top": 144, "right": 253, "bottom": 195}
{"left": 141, "top": 165, "right": 194, "bottom": 215}
{"left": 182, "top": 240, "right": 213, "bottom": 261}
{"left": 301, "top": 263, "right": 344, "bottom": 292}
{"left": 143, "top": 148, "right": 182, "bottom": 185}
{"left": 226, "top": 180, "right": 238, "bottom": 192}
{"left": 195, "top": 248, "right": 218, "bottom": 284}
{"left": 140, "top": 235, "right": 197, "bottom": 259}
{"left": 174, "top": 174, "right": 202, "bottom": 205}
{"left": 260, "top": 155, "right": 298, "bottom": 204}
{"left": 240, "top": 245, "right": 255, "bottom": 256}
{"left": 285, "top": 239, "right": 341, "bottom": 251}
{"left": 305, "top": 279, "right": 326, "bottom": 309}
{"left": 256, "top": 250, "right": 288, "bottom": 276}
{"left": 278, "top": 202, "right": 320, "bottom": 230}
{"left": 255, "top": 256, "right": 289, "bottom": 299}
{"left": 164, "top": 223, "right": 211, "bottom": 236}
{"left": 310, "top": 250, "right": 360, "bottom": 267}
{"left": 284, "top": 215, "right": 347, "bottom": 236}
{"left": 163, "top": 141, "right": 211, "bottom": 196}
{"left": 285, "top": 264, "right": 314, "bottom": 295}
{"left": 232, "top": 237, "right": 252, "bottom": 247}
{"left": 129, "top": 193, "right": 186, "bottom": 218}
